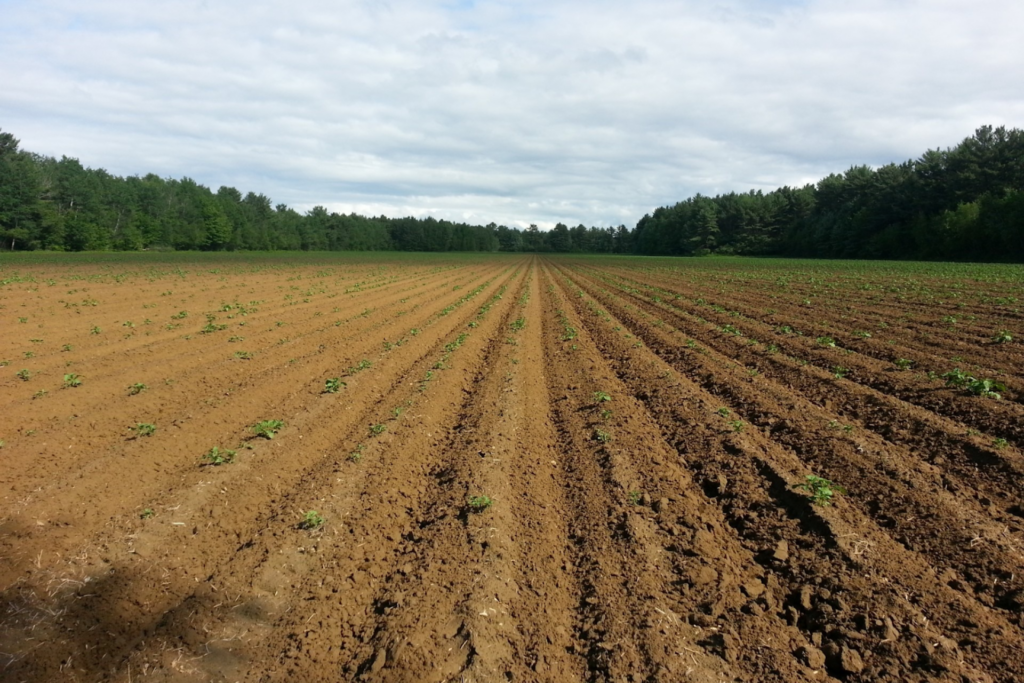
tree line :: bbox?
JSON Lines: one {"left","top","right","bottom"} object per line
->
{"left": 635, "top": 125, "right": 1024, "bottom": 262}
{"left": 1, "top": 126, "right": 1021, "bottom": 260}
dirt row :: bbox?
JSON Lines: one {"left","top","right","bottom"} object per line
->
{"left": 1, "top": 253, "right": 1022, "bottom": 682}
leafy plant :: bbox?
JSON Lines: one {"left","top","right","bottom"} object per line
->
{"left": 942, "top": 368, "right": 971, "bottom": 387}
{"left": 992, "top": 330, "right": 1013, "bottom": 344}
{"left": 832, "top": 366, "right": 848, "bottom": 379}
{"left": 510, "top": 317, "right": 526, "bottom": 331}
{"left": 965, "top": 378, "right": 1007, "bottom": 399}
{"left": 716, "top": 407, "right": 731, "bottom": 417}
{"left": 942, "top": 368, "right": 1007, "bottom": 399}
{"left": 233, "top": 350, "right": 253, "bottom": 360}
{"left": 796, "top": 475, "right": 846, "bottom": 506}
{"left": 894, "top": 358, "right": 913, "bottom": 370}
{"left": 324, "top": 377, "right": 345, "bottom": 394}
{"left": 140, "top": 508, "right": 155, "bottom": 519}
{"left": 993, "top": 437, "right": 1008, "bottom": 450}
{"left": 467, "top": 495, "right": 493, "bottom": 512}
{"left": 816, "top": 336, "right": 836, "bottom": 348}
{"left": 369, "top": 423, "right": 387, "bottom": 436}
{"left": 128, "top": 382, "right": 147, "bottom": 395}
{"left": 593, "top": 429, "right": 612, "bottom": 443}
{"left": 627, "top": 490, "right": 642, "bottom": 506}
{"left": 203, "top": 446, "right": 236, "bottom": 466}
{"left": 299, "top": 510, "right": 325, "bottom": 530}
{"left": 853, "top": 330, "right": 872, "bottom": 339}
{"left": 63, "top": 373, "right": 82, "bottom": 388}
{"left": 90, "top": 326, "right": 101, "bottom": 335}
{"left": 593, "top": 391, "right": 612, "bottom": 403}
{"left": 252, "top": 419, "right": 285, "bottom": 439}
{"left": 349, "top": 443, "right": 365, "bottom": 462}
{"left": 131, "top": 422, "right": 157, "bottom": 437}
{"left": 61, "top": 344, "right": 73, "bottom": 352}
{"left": 728, "top": 420, "right": 744, "bottom": 433}
{"left": 16, "top": 369, "right": 31, "bottom": 381}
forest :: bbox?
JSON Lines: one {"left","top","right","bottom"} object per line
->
{"left": 1, "top": 125, "right": 1021, "bottom": 261}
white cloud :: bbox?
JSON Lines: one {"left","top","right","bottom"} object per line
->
{"left": 2, "top": 0, "right": 1022, "bottom": 229}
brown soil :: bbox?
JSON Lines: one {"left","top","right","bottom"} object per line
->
{"left": 1, "top": 254, "right": 1022, "bottom": 683}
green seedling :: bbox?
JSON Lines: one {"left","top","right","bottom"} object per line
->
{"left": 593, "top": 429, "right": 612, "bottom": 443}
{"left": 348, "top": 359, "right": 372, "bottom": 374}
{"left": 993, "top": 438, "right": 1008, "bottom": 450}
{"left": 728, "top": 420, "right": 744, "bottom": 433}
{"left": 600, "top": 409, "right": 613, "bottom": 421}
{"left": 140, "top": 508, "right": 155, "bottom": 519}
{"left": 349, "top": 443, "right": 365, "bottom": 462}
{"left": 128, "top": 382, "right": 147, "bottom": 395}
{"left": 63, "top": 373, "right": 82, "bottom": 388}
{"left": 627, "top": 490, "right": 642, "bottom": 506}
{"left": 716, "top": 407, "right": 731, "bottom": 417}
{"left": 229, "top": 335, "right": 245, "bottom": 342}
{"left": 816, "top": 336, "right": 837, "bottom": 348}
{"left": 171, "top": 311, "right": 189, "bottom": 319}
{"left": 131, "top": 422, "right": 157, "bottom": 437}
{"left": 324, "top": 377, "right": 346, "bottom": 394}
{"left": 299, "top": 510, "right": 325, "bottom": 530}
{"left": 593, "top": 391, "right": 612, "bottom": 403}
{"left": 90, "top": 326, "right": 101, "bottom": 335}
{"left": 796, "top": 475, "right": 846, "bottom": 506}
{"left": 467, "top": 495, "right": 493, "bottom": 512}
{"left": 370, "top": 423, "right": 387, "bottom": 436}
{"left": 16, "top": 369, "right": 31, "bottom": 381}
{"left": 853, "top": 330, "right": 872, "bottom": 339}
{"left": 62, "top": 344, "right": 73, "bottom": 352}
{"left": 965, "top": 378, "right": 1007, "bottom": 399}
{"left": 943, "top": 369, "right": 1007, "bottom": 399}
{"left": 252, "top": 419, "right": 285, "bottom": 439}
{"left": 832, "top": 366, "right": 848, "bottom": 379}
{"left": 894, "top": 358, "right": 913, "bottom": 370}
{"left": 992, "top": 330, "right": 1012, "bottom": 344}
{"left": 23, "top": 351, "right": 34, "bottom": 359}
{"left": 942, "top": 368, "right": 971, "bottom": 387}
{"left": 233, "top": 351, "right": 253, "bottom": 360}
{"left": 203, "top": 446, "right": 236, "bottom": 466}
{"left": 510, "top": 317, "right": 526, "bottom": 331}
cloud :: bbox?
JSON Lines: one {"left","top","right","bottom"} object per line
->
{"left": 2, "top": 0, "right": 1022, "bottom": 229}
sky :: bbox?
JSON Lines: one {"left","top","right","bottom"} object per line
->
{"left": 2, "top": 0, "right": 1023, "bottom": 229}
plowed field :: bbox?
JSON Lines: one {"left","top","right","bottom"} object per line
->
{"left": 1, "top": 253, "right": 1022, "bottom": 683}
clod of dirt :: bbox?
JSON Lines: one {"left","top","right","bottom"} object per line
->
{"left": 839, "top": 646, "right": 865, "bottom": 674}
{"left": 772, "top": 540, "right": 789, "bottom": 562}
{"left": 692, "top": 529, "right": 720, "bottom": 559}
{"left": 653, "top": 497, "right": 669, "bottom": 513}
{"left": 688, "top": 566, "right": 718, "bottom": 586}
{"left": 798, "top": 585, "right": 815, "bottom": 611}
{"left": 798, "top": 645, "right": 826, "bottom": 669}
